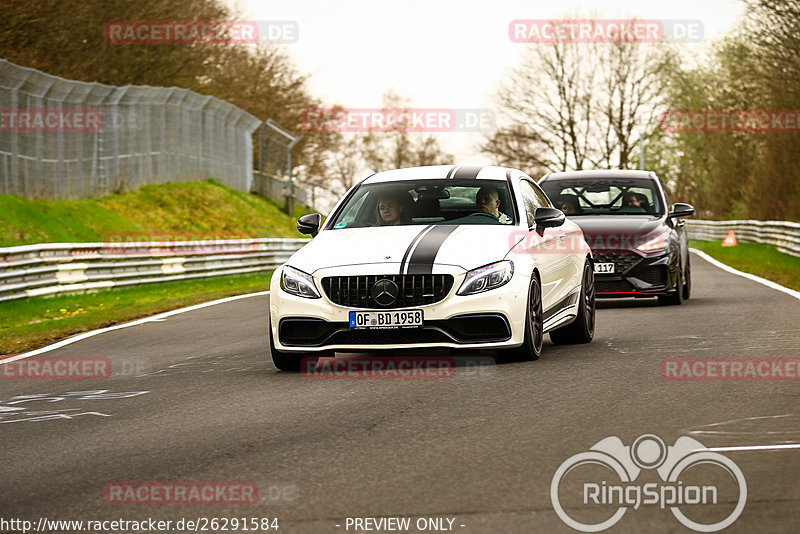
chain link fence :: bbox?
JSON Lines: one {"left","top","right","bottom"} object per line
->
{"left": 253, "top": 120, "right": 310, "bottom": 209}
{"left": 0, "top": 58, "right": 261, "bottom": 199}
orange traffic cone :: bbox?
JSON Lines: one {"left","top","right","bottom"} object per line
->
{"left": 721, "top": 230, "right": 738, "bottom": 246}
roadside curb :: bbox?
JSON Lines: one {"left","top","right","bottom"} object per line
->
{"left": 689, "top": 248, "right": 800, "bottom": 301}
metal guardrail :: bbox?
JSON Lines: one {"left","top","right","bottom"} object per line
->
{"left": 0, "top": 238, "right": 309, "bottom": 302}
{"left": 687, "top": 219, "right": 800, "bottom": 257}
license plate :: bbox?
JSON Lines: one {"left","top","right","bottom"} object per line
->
{"left": 594, "top": 263, "right": 615, "bottom": 274}
{"left": 349, "top": 310, "right": 423, "bottom": 329}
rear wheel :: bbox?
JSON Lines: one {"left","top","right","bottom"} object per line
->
{"left": 269, "top": 319, "right": 319, "bottom": 372}
{"left": 550, "top": 260, "right": 595, "bottom": 345}
{"left": 682, "top": 257, "right": 691, "bottom": 300}
{"left": 497, "top": 273, "right": 543, "bottom": 362}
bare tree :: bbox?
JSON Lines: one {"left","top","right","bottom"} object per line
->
{"left": 593, "top": 40, "right": 674, "bottom": 169}
{"left": 360, "top": 91, "right": 452, "bottom": 171}
{"left": 330, "top": 135, "right": 365, "bottom": 194}
{"left": 483, "top": 17, "right": 674, "bottom": 172}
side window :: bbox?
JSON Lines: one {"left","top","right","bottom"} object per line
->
{"left": 340, "top": 192, "right": 368, "bottom": 224}
{"left": 520, "top": 180, "right": 545, "bottom": 225}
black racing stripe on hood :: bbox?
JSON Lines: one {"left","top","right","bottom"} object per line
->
{"left": 405, "top": 225, "right": 459, "bottom": 275}
{"left": 444, "top": 165, "right": 459, "bottom": 179}
{"left": 399, "top": 225, "right": 434, "bottom": 274}
{"left": 452, "top": 165, "right": 484, "bottom": 180}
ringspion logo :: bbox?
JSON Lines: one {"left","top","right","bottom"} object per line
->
{"left": 551, "top": 434, "right": 746, "bottom": 532}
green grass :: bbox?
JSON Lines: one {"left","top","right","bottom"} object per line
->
{"left": 0, "top": 271, "right": 272, "bottom": 357}
{"left": 0, "top": 179, "right": 310, "bottom": 246}
{"left": 0, "top": 179, "right": 314, "bottom": 356}
{"left": 690, "top": 240, "right": 800, "bottom": 291}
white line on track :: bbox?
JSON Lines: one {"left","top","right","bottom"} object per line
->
{"left": 703, "top": 444, "right": 800, "bottom": 452}
{"left": 0, "top": 291, "right": 269, "bottom": 364}
{"left": 689, "top": 248, "right": 800, "bottom": 301}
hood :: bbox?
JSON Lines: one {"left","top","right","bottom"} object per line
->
{"left": 287, "top": 225, "right": 521, "bottom": 274}
{"left": 570, "top": 215, "right": 666, "bottom": 236}
{"left": 570, "top": 215, "right": 669, "bottom": 251}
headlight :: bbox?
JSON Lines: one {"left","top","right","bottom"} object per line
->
{"left": 637, "top": 230, "right": 670, "bottom": 252}
{"left": 457, "top": 260, "right": 514, "bottom": 296}
{"left": 280, "top": 266, "right": 321, "bottom": 298}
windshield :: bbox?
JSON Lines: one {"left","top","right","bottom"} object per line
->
{"left": 328, "top": 180, "right": 517, "bottom": 229}
{"left": 540, "top": 178, "right": 663, "bottom": 216}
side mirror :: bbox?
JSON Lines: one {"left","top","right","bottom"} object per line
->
{"left": 533, "top": 207, "right": 565, "bottom": 228}
{"left": 669, "top": 203, "right": 695, "bottom": 219}
{"left": 297, "top": 213, "right": 322, "bottom": 237}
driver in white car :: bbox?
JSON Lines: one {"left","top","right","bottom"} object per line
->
{"left": 476, "top": 185, "right": 512, "bottom": 224}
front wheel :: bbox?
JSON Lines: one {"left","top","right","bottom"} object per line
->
{"left": 550, "top": 260, "right": 595, "bottom": 345}
{"left": 658, "top": 267, "right": 684, "bottom": 306}
{"left": 497, "top": 273, "right": 543, "bottom": 362}
{"left": 269, "top": 320, "right": 319, "bottom": 372}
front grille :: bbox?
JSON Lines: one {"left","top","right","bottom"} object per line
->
{"left": 595, "top": 279, "right": 636, "bottom": 293}
{"left": 635, "top": 265, "right": 667, "bottom": 286}
{"left": 321, "top": 274, "right": 454, "bottom": 309}
{"left": 592, "top": 252, "right": 641, "bottom": 275}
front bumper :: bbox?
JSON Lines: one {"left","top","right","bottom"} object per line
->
{"left": 592, "top": 249, "right": 676, "bottom": 298}
{"left": 269, "top": 263, "right": 530, "bottom": 352}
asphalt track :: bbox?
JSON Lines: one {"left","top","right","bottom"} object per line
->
{"left": 1, "top": 251, "right": 799, "bottom": 533}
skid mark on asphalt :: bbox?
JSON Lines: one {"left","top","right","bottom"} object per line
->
{"left": 605, "top": 330, "right": 800, "bottom": 354}
{"left": 0, "top": 389, "right": 149, "bottom": 424}
{"left": 138, "top": 353, "right": 255, "bottom": 376}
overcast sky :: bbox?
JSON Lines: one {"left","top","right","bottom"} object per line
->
{"left": 230, "top": 0, "right": 746, "bottom": 162}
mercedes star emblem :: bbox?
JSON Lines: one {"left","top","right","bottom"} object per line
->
{"left": 372, "top": 279, "right": 399, "bottom": 306}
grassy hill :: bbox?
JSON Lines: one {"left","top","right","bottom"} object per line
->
{"left": 0, "top": 180, "right": 313, "bottom": 355}
{"left": 0, "top": 179, "right": 307, "bottom": 246}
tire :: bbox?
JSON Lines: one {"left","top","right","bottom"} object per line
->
{"left": 497, "top": 272, "right": 543, "bottom": 363}
{"left": 658, "top": 267, "right": 684, "bottom": 306}
{"left": 269, "top": 319, "right": 319, "bottom": 372}
{"left": 550, "top": 260, "right": 596, "bottom": 345}
{"left": 682, "top": 256, "right": 691, "bottom": 300}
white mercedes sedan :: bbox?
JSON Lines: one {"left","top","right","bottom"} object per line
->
{"left": 268, "top": 165, "right": 595, "bottom": 371}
